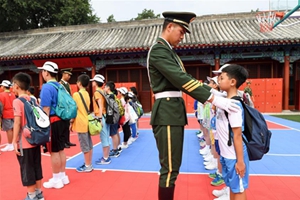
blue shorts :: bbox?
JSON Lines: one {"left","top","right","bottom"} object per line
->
{"left": 220, "top": 146, "right": 249, "bottom": 193}
{"left": 110, "top": 123, "right": 119, "bottom": 136}
{"left": 100, "top": 120, "right": 110, "bottom": 147}
{"left": 215, "top": 139, "right": 220, "bottom": 155}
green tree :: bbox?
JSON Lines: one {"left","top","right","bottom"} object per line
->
{"left": 134, "top": 9, "right": 160, "bottom": 20}
{"left": 0, "top": 0, "right": 100, "bottom": 32}
{"left": 107, "top": 14, "right": 116, "bottom": 22}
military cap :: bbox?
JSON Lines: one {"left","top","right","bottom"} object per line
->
{"left": 61, "top": 68, "right": 73, "bottom": 75}
{"left": 162, "top": 11, "right": 196, "bottom": 34}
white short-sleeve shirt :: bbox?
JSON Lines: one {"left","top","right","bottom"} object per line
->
{"left": 216, "top": 102, "right": 244, "bottom": 159}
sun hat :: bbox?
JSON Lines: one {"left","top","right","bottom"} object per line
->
{"left": 37, "top": 61, "right": 59, "bottom": 73}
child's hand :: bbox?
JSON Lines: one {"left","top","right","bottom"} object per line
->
{"left": 13, "top": 142, "right": 21, "bottom": 156}
{"left": 235, "top": 161, "right": 246, "bottom": 178}
{"left": 23, "top": 128, "right": 31, "bottom": 138}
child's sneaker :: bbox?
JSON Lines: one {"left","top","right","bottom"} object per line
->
{"left": 109, "top": 150, "right": 120, "bottom": 157}
{"left": 61, "top": 175, "right": 70, "bottom": 185}
{"left": 43, "top": 178, "right": 64, "bottom": 189}
{"left": 24, "top": 194, "right": 38, "bottom": 200}
{"left": 209, "top": 171, "right": 218, "bottom": 179}
{"left": 96, "top": 157, "right": 111, "bottom": 165}
{"left": 1, "top": 144, "right": 14, "bottom": 152}
{"left": 199, "top": 145, "right": 210, "bottom": 155}
{"left": 118, "top": 147, "right": 123, "bottom": 153}
{"left": 36, "top": 191, "right": 44, "bottom": 200}
{"left": 205, "top": 159, "right": 217, "bottom": 170}
{"left": 211, "top": 174, "right": 225, "bottom": 186}
{"left": 119, "top": 143, "right": 128, "bottom": 149}
{"left": 76, "top": 164, "right": 93, "bottom": 172}
{"left": 214, "top": 193, "right": 229, "bottom": 200}
{"left": 213, "top": 186, "right": 229, "bottom": 197}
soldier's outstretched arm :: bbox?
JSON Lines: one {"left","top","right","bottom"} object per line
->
{"left": 149, "top": 44, "right": 239, "bottom": 113}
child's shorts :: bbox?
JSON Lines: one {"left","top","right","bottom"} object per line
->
{"left": 215, "top": 139, "right": 220, "bottom": 155}
{"left": 77, "top": 132, "right": 93, "bottom": 153}
{"left": 17, "top": 146, "right": 43, "bottom": 186}
{"left": 220, "top": 147, "right": 249, "bottom": 193}
{"left": 1, "top": 118, "right": 13, "bottom": 131}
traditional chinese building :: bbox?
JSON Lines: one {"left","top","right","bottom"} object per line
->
{"left": 0, "top": 12, "right": 299, "bottom": 112}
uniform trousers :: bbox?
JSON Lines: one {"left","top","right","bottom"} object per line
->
{"left": 153, "top": 125, "right": 184, "bottom": 187}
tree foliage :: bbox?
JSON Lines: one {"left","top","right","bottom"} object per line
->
{"left": 133, "top": 9, "right": 160, "bottom": 20}
{"left": 0, "top": 0, "right": 100, "bottom": 32}
{"left": 107, "top": 14, "right": 116, "bottom": 22}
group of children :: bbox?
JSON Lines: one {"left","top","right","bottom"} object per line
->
{"left": 3, "top": 61, "right": 142, "bottom": 200}
{"left": 195, "top": 64, "right": 250, "bottom": 200}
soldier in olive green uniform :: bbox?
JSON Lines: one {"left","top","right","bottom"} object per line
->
{"left": 147, "top": 12, "right": 240, "bottom": 200}
{"left": 60, "top": 68, "right": 76, "bottom": 147}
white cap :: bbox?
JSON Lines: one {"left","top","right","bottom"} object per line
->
{"left": 117, "top": 87, "right": 128, "bottom": 95}
{"left": 90, "top": 74, "right": 105, "bottom": 83}
{"left": 0, "top": 80, "right": 12, "bottom": 87}
{"left": 207, "top": 76, "right": 219, "bottom": 85}
{"left": 37, "top": 61, "right": 59, "bottom": 73}
{"left": 128, "top": 91, "right": 134, "bottom": 98}
{"left": 212, "top": 64, "right": 230, "bottom": 74}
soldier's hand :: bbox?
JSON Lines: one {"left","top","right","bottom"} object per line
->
{"left": 210, "top": 88, "right": 226, "bottom": 97}
{"left": 212, "top": 96, "right": 240, "bottom": 113}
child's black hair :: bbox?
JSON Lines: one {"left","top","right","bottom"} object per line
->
{"left": 12, "top": 72, "right": 31, "bottom": 91}
{"left": 95, "top": 81, "right": 104, "bottom": 87}
{"left": 130, "top": 86, "right": 138, "bottom": 96}
{"left": 28, "top": 86, "right": 35, "bottom": 95}
{"left": 221, "top": 64, "right": 248, "bottom": 88}
{"left": 77, "top": 74, "right": 90, "bottom": 87}
{"left": 105, "top": 81, "right": 115, "bottom": 91}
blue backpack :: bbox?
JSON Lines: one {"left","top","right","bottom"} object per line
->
{"left": 19, "top": 97, "right": 50, "bottom": 146}
{"left": 48, "top": 82, "right": 77, "bottom": 120}
{"left": 225, "top": 96, "right": 272, "bottom": 161}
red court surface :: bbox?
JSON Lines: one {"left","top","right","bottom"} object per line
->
{"left": 0, "top": 116, "right": 299, "bottom": 200}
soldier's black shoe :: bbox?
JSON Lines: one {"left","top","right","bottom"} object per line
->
{"left": 67, "top": 142, "right": 76, "bottom": 146}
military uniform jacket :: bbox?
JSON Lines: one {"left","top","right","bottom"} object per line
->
{"left": 147, "top": 37, "right": 212, "bottom": 126}
{"left": 60, "top": 79, "right": 71, "bottom": 94}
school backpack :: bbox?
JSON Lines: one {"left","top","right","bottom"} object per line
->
{"left": 48, "top": 82, "right": 77, "bottom": 120}
{"left": 225, "top": 96, "right": 272, "bottom": 161}
{"left": 136, "top": 101, "right": 144, "bottom": 118}
{"left": 97, "top": 91, "right": 120, "bottom": 125}
{"left": 19, "top": 97, "right": 50, "bottom": 146}
{"left": 115, "top": 97, "right": 125, "bottom": 116}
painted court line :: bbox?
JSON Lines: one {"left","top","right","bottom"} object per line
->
{"left": 266, "top": 119, "right": 300, "bottom": 132}
{"left": 266, "top": 153, "right": 300, "bottom": 157}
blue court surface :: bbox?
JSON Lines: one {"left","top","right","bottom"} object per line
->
{"left": 66, "top": 115, "right": 300, "bottom": 176}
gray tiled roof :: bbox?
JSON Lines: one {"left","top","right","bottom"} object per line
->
{"left": 0, "top": 12, "right": 300, "bottom": 60}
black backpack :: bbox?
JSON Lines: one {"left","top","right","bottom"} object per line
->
{"left": 225, "top": 96, "right": 272, "bottom": 161}
{"left": 96, "top": 91, "right": 120, "bottom": 125}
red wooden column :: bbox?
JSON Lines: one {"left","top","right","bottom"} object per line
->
{"left": 39, "top": 72, "right": 43, "bottom": 90}
{"left": 283, "top": 55, "right": 290, "bottom": 110}
{"left": 215, "top": 58, "right": 220, "bottom": 72}
{"left": 91, "top": 65, "right": 96, "bottom": 93}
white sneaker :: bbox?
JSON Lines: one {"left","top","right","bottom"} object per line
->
{"left": 214, "top": 193, "right": 229, "bottom": 200}
{"left": 213, "top": 186, "right": 229, "bottom": 197}
{"left": 120, "top": 143, "right": 128, "bottom": 149}
{"left": 43, "top": 178, "right": 64, "bottom": 189}
{"left": 128, "top": 137, "right": 136, "bottom": 145}
{"left": 197, "top": 132, "right": 204, "bottom": 138}
{"left": 199, "top": 146, "right": 210, "bottom": 155}
{"left": 1, "top": 145, "right": 14, "bottom": 152}
{"left": 61, "top": 175, "right": 70, "bottom": 185}
{"left": 204, "top": 154, "right": 213, "bottom": 162}
{"left": 205, "top": 160, "right": 217, "bottom": 170}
